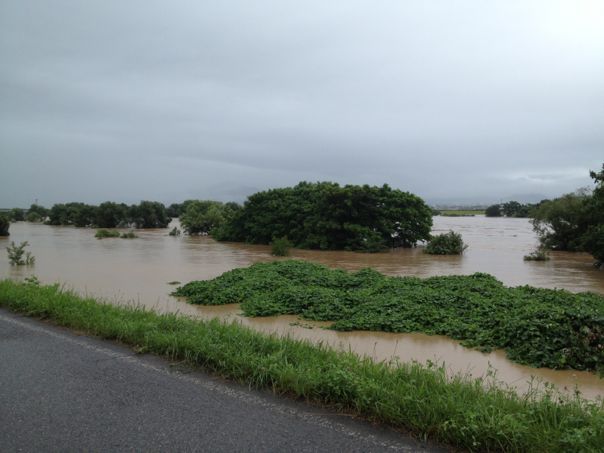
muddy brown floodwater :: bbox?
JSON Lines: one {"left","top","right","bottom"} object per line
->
{"left": 1, "top": 217, "right": 603, "bottom": 400}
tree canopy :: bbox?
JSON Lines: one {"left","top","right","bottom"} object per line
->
{"left": 217, "top": 182, "right": 432, "bottom": 252}
{"left": 26, "top": 204, "right": 49, "bottom": 222}
{"left": 180, "top": 200, "right": 241, "bottom": 235}
{"left": 532, "top": 164, "right": 604, "bottom": 267}
{"left": 96, "top": 202, "right": 129, "bottom": 228}
{"left": 0, "top": 214, "right": 9, "bottom": 236}
{"left": 582, "top": 165, "right": 604, "bottom": 264}
{"left": 43, "top": 201, "right": 171, "bottom": 229}
{"left": 10, "top": 208, "right": 25, "bottom": 221}
{"left": 485, "top": 204, "right": 502, "bottom": 217}
{"left": 128, "top": 201, "right": 170, "bottom": 228}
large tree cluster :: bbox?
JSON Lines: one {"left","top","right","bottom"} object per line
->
{"left": 216, "top": 182, "right": 432, "bottom": 252}
{"left": 44, "top": 201, "right": 170, "bottom": 228}
{"left": 532, "top": 164, "right": 604, "bottom": 266}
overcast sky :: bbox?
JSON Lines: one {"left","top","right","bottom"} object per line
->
{"left": 1, "top": 1, "right": 603, "bottom": 207}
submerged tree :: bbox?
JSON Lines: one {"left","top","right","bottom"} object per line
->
{"left": 531, "top": 190, "right": 591, "bottom": 252}
{"left": 0, "top": 214, "right": 9, "bottom": 236}
{"left": 485, "top": 204, "right": 502, "bottom": 217}
{"left": 180, "top": 200, "right": 241, "bottom": 235}
{"left": 531, "top": 163, "right": 604, "bottom": 267}
{"left": 47, "top": 202, "right": 97, "bottom": 227}
{"left": 217, "top": 182, "right": 432, "bottom": 252}
{"left": 582, "top": 165, "right": 604, "bottom": 267}
{"left": 128, "top": 201, "right": 170, "bottom": 228}
{"left": 6, "top": 241, "right": 35, "bottom": 265}
{"left": 10, "top": 208, "right": 25, "bottom": 221}
{"left": 96, "top": 202, "right": 129, "bottom": 228}
{"left": 27, "top": 204, "right": 49, "bottom": 221}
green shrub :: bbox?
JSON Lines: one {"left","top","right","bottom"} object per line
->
{"left": 524, "top": 248, "right": 550, "bottom": 261}
{"left": 120, "top": 231, "right": 138, "bottom": 239}
{"left": 271, "top": 237, "right": 292, "bottom": 256}
{"left": 0, "top": 214, "right": 9, "bottom": 236}
{"left": 168, "top": 227, "right": 181, "bottom": 236}
{"left": 6, "top": 241, "right": 35, "bottom": 265}
{"left": 10, "top": 208, "right": 25, "bottom": 221}
{"left": 25, "top": 212, "right": 42, "bottom": 222}
{"left": 424, "top": 231, "right": 467, "bottom": 255}
{"left": 95, "top": 229, "right": 120, "bottom": 239}
{"left": 23, "top": 275, "right": 40, "bottom": 286}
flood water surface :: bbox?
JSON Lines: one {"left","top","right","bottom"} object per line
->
{"left": 1, "top": 217, "right": 603, "bottom": 399}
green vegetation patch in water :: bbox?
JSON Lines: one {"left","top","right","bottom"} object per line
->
{"left": 175, "top": 260, "right": 604, "bottom": 372}
{"left": 95, "top": 229, "right": 121, "bottom": 238}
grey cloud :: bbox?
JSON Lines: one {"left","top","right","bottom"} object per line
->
{"left": 1, "top": 0, "right": 603, "bottom": 207}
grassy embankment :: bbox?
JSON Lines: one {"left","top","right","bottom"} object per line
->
{"left": 0, "top": 279, "right": 603, "bottom": 452}
{"left": 175, "top": 261, "right": 604, "bottom": 372}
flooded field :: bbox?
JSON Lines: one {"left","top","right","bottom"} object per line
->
{"left": 1, "top": 216, "right": 603, "bottom": 399}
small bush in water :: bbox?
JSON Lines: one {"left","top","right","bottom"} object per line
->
{"left": 524, "top": 247, "right": 550, "bottom": 261}
{"left": 425, "top": 231, "right": 467, "bottom": 255}
{"left": 7, "top": 241, "right": 35, "bottom": 266}
{"left": 271, "top": 237, "right": 292, "bottom": 256}
{"left": 168, "top": 227, "right": 181, "bottom": 236}
{"left": 120, "top": 231, "right": 138, "bottom": 239}
{"left": 95, "top": 229, "right": 120, "bottom": 239}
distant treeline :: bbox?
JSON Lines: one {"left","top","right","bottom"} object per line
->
{"left": 4, "top": 200, "right": 240, "bottom": 232}
{"left": 2, "top": 205, "right": 50, "bottom": 224}
{"left": 6, "top": 201, "right": 171, "bottom": 228}
{"left": 4, "top": 182, "right": 432, "bottom": 252}
{"left": 484, "top": 200, "right": 544, "bottom": 218}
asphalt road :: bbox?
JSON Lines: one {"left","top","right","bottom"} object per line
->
{"left": 0, "top": 309, "right": 444, "bottom": 452}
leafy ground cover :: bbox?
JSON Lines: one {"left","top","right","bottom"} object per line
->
{"left": 175, "top": 260, "right": 604, "bottom": 372}
{"left": 1, "top": 279, "right": 603, "bottom": 452}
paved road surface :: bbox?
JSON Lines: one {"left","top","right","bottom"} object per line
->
{"left": 0, "top": 309, "right": 444, "bottom": 452}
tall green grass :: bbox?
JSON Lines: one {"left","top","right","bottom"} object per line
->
{"left": 1, "top": 279, "right": 603, "bottom": 452}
